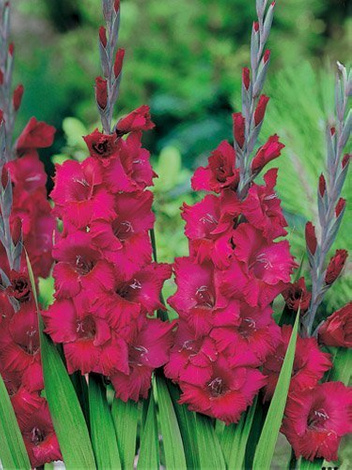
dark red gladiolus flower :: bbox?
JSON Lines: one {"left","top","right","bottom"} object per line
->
{"left": 325, "top": 249, "right": 348, "bottom": 285}
{"left": 251, "top": 134, "right": 284, "bottom": 174}
{"left": 16, "top": 117, "right": 55, "bottom": 151}
{"left": 319, "top": 302, "right": 352, "bottom": 348}
{"left": 116, "top": 105, "right": 154, "bottom": 134}
{"left": 83, "top": 129, "right": 117, "bottom": 159}
{"left": 282, "top": 277, "right": 311, "bottom": 312}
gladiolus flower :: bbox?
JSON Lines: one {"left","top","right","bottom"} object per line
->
{"left": 282, "top": 277, "right": 311, "bottom": 312}
{"left": 251, "top": 134, "right": 284, "bottom": 174}
{"left": 192, "top": 140, "right": 239, "bottom": 193}
{"left": 325, "top": 249, "right": 348, "bottom": 285}
{"left": 281, "top": 382, "right": 352, "bottom": 462}
{"left": 178, "top": 356, "right": 266, "bottom": 425}
{"left": 116, "top": 105, "right": 154, "bottom": 134}
{"left": 319, "top": 302, "right": 352, "bottom": 348}
{"left": 263, "top": 325, "right": 332, "bottom": 401}
{"left": 16, "top": 117, "right": 55, "bottom": 151}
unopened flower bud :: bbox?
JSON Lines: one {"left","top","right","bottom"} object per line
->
{"left": 342, "top": 153, "right": 351, "bottom": 169}
{"left": 271, "top": 1, "right": 276, "bottom": 6}
{"left": 242, "top": 67, "right": 250, "bottom": 90}
{"left": 325, "top": 249, "right": 348, "bottom": 285}
{"left": 99, "top": 26, "right": 107, "bottom": 48}
{"left": 11, "top": 216, "right": 22, "bottom": 245}
{"left": 318, "top": 174, "right": 326, "bottom": 197}
{"left": 0, "top": 110, "right": 3, "bottom": 124}
{"left": 95, "top": 77, "right": 108, "bottom": 110}
{"left": 114, "top": 48, "right": 125, "bottom": 78}
{"left": 13, "top": 84, "right": 24, "bottom": 111}
{"left": 232, "top": 112, "right": 245, "bottom": 148}
{"left": 0, "top": 69, "right": 3, "bottom": 85}
{"left": 335, "top": 197, "right": 346, "bottom": 217}
{"left": 114, "top": 0, "right": 120, "bottom": 12}
{"left": 254, "top": 95, "right": 269, "bottom": 126}
{"left": 330, "top": 127, "right": 336, "bottom": 136}
{"left": 305, "top": 221, "right": 317, "bottom": 255}
{"left": 253, "top": 21, "right": 259, "bottom": 32}
{"left": 251, "top": 134, "right": 284, "bottom": 173}
{"left": 8, "top": 43, "right": 14, "bottom": 56}
{"left": 263, "top": 49, "right": 271, "bottom": 63}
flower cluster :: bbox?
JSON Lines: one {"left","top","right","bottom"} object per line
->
{"left": 163, "top": 0, "right": 299, "bottom": 425}
{"left": 0, "top": 2, "right": 60, "bottom": 464}
{"left": 164, "top": 132, "right": 297, "bottom": 424}
{"left": 0, "top": 273, "right": 61, "bottom": 467}
{"left": 44, "top": 107, "right": 174, "bottom": 401}
{"left": 3, "top": 117, "right": 56, "bottom": 278}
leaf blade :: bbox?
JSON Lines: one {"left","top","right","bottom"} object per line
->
{"left": 111, "top": 398, "right": 139, "bottom": 469}
{"left": 0, "top": 374, "right": 31, "bottom": 470}
{"left": 89, "top": 374, "right": 121, "bottom": 469}
{"left": 253, "top": 312, "right": 300, "bottom": 470}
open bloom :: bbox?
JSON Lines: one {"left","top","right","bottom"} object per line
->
{"left": 282, "top": 277, "right": 311, "bottom": 312}
{"left": 281, "top": 382, "right": 352, "bottom": 462}
{"left": 220, "top": 224, "right": 296, "bottom": 307}
{"left": 178, "top": 356, "right": 266, "bottom": 425}
{"left": 263, "top": 325, "right": 332, "bottom": 401}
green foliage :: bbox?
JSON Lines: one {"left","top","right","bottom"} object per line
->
{"left": 0, "top": 374, "right": 31, "bottom": 470}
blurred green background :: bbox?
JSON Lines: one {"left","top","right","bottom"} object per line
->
{"left": 13, "top": 0, "right": 351, "bottom": 312}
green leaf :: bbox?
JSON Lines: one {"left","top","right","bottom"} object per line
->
{"left": 298, "top": 457, "right": 324, "bottom": 469}
{"left": 89, "top": 374, "right": 121, "bottom": 469}
{"left": 220, "top": 396, "right": 258, "bottom": 468}
{"left": 326, "top": 347, "right": 352, "bottom": 385}
{"left": 25, "top": 252, "right": 96, "bottom": 470}
{"left": 195, "top": 414, "right": 226, "bottom": 469}
{"left": 137, "top": 393, "right": 159, "bottom": 469}
{"left": 253, "top": 312, "right": 300, "bottom": 470}
{"left": 111, "top": 398, "right": 139, "bottom": 469}
{"left": 154, "top": 375, "right": 187, "bottom": 469}
{"left": 0, "top": 374, "right": 31, "bottom": 470}
{"left": 166, "top": 381, "right": 201, "bottom": 469}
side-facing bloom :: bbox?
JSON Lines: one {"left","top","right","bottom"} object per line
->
{"left": 281, "top": 382, "right": 352, "bottom": 462}
{"left": 324, "top": 249, "right": 348, "bottom": 285}
{"left": 251, "top": 134, "right": 284, "bottom": 174}
{"left": 191, "top": 141, "right": 239, "bottom": 193}
{"left": 319, "top": 302, "right": 352, "bottom": 348}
